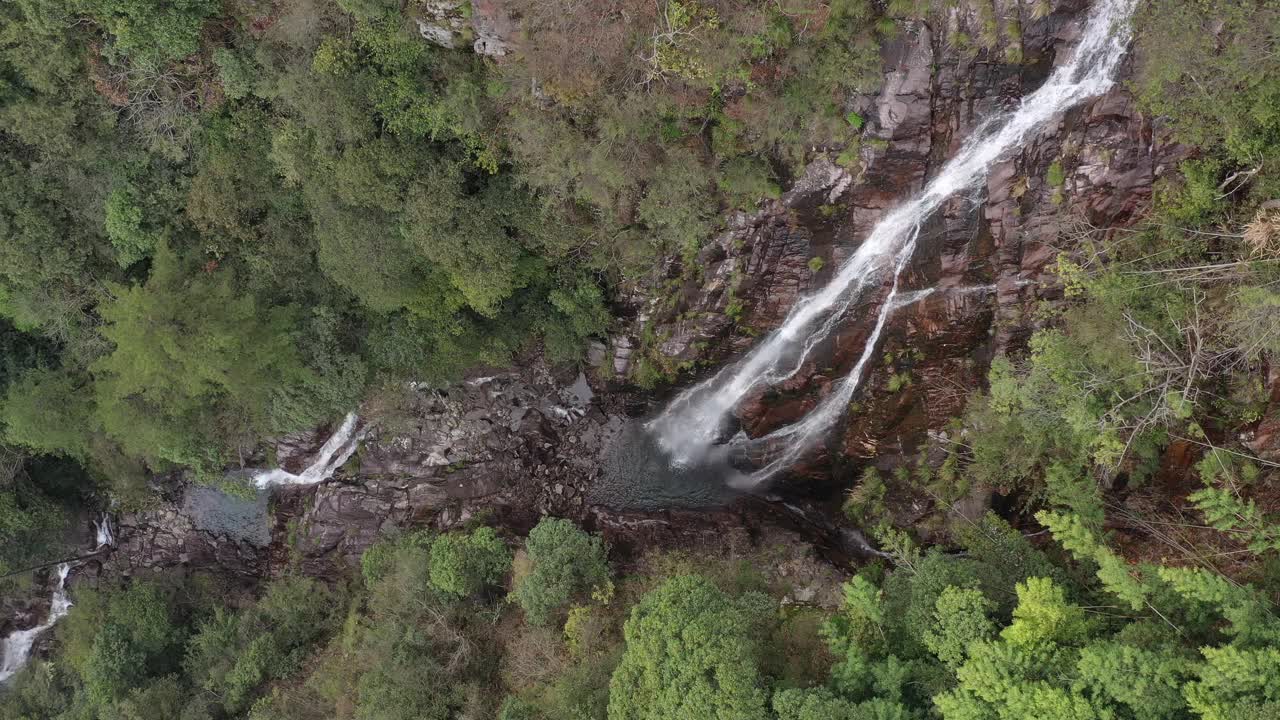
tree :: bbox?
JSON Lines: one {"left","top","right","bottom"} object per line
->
{"left": 0, "top": 474, "right": 67, "bottom": 578}
{"left": 61, "top": 582, "right": 182, "bottom": 708}
{"left": 1074, "top": 642, "right": 1191, "bottom": 720}
{"left": 3, "top": 367, "right": 96, "bottom": 460}
{"left": 923, "top": 587, "right": 995, "bottom": 670}
{"left": 607, "top": 575, "right": 770, "bottom": 720}
{"left": 999, "top": 577, "right": 1088, "bottom": 649}
{"left": 428, "top": 526, "right": 511, "bottom": 597}
{"left": 511, "top": 517, "right": 609, "bottom": 626}
{"left": 1184, "top": 646, "right": 1280, "bottom": 720}
{"left": 103, "top": 184, "right": 161, "bottom": 267}
{"left": 83, "top": 624, "right": 150, "bottom": 706}
{"left": 772, "top": 688, "right": 913, "bottom": 720}
{"left": 184, "top": 576, "right": 335, "bottom": 714}
{"left": 91, "top": 245, "right": 314, "bottom": 473}
{"left": 84, "top": 0, "right": 219, "bottom": 64}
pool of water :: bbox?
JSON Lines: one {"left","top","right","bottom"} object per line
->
{"left": 183, "top": 482, "right": 272, "bottom": 546}
{"left": 590, "top": 421, "right": 748, "bottom": 511}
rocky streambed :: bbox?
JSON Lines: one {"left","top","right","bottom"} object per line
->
{"left": 80, "top": 357, "right": 874, "bottom": 586}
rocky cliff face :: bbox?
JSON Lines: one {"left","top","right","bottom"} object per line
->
{"left": 94, "top": 0, "right": 1192, "bottom": 578}
{"left": 609, "top": 0, "right": 1185, "bottom": 509}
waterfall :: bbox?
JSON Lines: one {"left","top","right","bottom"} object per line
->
{"left": 93, "top": 513, "right": 114, "bottom": 550}
{"left": 0, "top": 564, "right": 72, "bottom": 685}
{"left": 648, "top": 0, "right": 1138, "bottom": 476}
{"left": 252, "top": 413, "right": 363, "bottom": 488}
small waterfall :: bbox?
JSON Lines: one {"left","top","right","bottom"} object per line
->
{"left": 1, "top": 409, "right": 361, "bottom": 687}
{"left": 648, "top": 0, "right": 1137, "bottom": 479}
{"left": 93, "top": 513, "right": 114, "bottom": 550}
{"left": 0, "top": 564, "right": 72, "bottom": 685}
{"left": 252, "top": 413, "right": 363, "bottom": 488}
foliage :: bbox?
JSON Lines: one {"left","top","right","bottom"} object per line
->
{"left": 428, "top": 526, "right": 511, "bottom": 597}
{"left": 1134, "top": 0, "right": 1280, "bottom": 203}
{"left": 844, "top": 467, "right": 887, "bottom": 525}
{"left": 607, "top": 575, "right": 771, "bottom": 720}
{"left": 85, "top": 0, "right": 220, "bottom": 64}
{"left": 512, "top": 517, "right": 610, "bottom": 626}
{"left": 1188, "top": 450, "right": 1280, "bottom": 554}
{"left": 92, "top": 245, "right": 315, "bottom": 474}
{"left": 185, "top": 576, "right": 336, "bottom": 713}
{"left": 59, "top": 581, "right": 184, "bottom": 708}
{"left": 922, "top": 586, "right": 995, "bottom": 670}
{"left": 103, "top": 184, "right": 162, "bottom": 267}
{"left": 253, "top": 529, "right": 504, "bottom": 720}
{"left": 3, "top": 368, "right": 96, "bottom": 461}
{"left": 0, "top": 483, "right": 64, "bottom": 576}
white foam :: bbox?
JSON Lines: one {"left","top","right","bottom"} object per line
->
{"left": 93, "top": 513, "right": 114, "bottom": 550}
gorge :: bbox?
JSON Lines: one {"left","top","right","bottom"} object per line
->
{"left": 2, "top": 0, "right": 1278, "bottom": 716}
{"left": 8, "top": 0, "right": 1148, "bottom": 624}
{"left": 3, "top": 0, "right": 1167, "bottom": 611}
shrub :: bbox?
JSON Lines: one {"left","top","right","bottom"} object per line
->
{"left": 717, "top": 156, "right": 781, "bottom": 208}
{"left": 1045, "top": 160, "right": 1065, "bottom": 188}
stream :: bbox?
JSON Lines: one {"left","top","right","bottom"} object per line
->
{"left": 0, "top": 564, "right": 72, "bottom": 685}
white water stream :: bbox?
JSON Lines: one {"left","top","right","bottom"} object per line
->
{"left": 93, "top": 512, "right": 114, "bottom": 550}
{"left": 648, "top": 0, "right": 1137, "bottom": 480}
{"left": 0, "top": 564, "right": 72, "bottom": 685}
{"left": 0, "top": 413, "right": 360, "bottom": 686}
{"left": 251, "top": 413, "right": 363, "bottom": 488}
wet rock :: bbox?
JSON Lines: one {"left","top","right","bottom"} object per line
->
{"left": 283, "top": 358, "right": 634, "bottom": 571}
{"left": 103, "top": 488, "right": 268, "bottom": 579}
{"left": 624, "top": 0, "right": 1184, "bottom": 514}
{"left": 586, "top": 340, "right": 608, "bottom": 368}
{"left": 611, "top": 335, "right": 635, "bottom": 375}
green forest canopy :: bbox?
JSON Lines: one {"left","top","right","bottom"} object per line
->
{"left": 3, "top": 513, "right": 1279, "bottom": 720}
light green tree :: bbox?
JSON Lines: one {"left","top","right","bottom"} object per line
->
{"left": 92, "top": 244, "right": 313, "bottom": 473}
{"left": 1000, "top": 577, "right": 1088, "bottom": 648}
{"left": 607, "top": 575, "right": 769, "bottom": 720}
{"left": 428, "top": 526, "right": 511, "bottom": 597}
{"left": 511, "top": 517, "right": 609, "bottom": 626}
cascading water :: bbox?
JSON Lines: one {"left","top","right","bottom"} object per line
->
{"left": 252, "top": 413, "right": 363, "bottom": 488}
{"left": 93, "top": 513, "right": 114, "bottom": 550}
{"left": 0, "top": 414, "right": 360, "bottom": 683}
{"left": 0, "top": 564, "right": 72, "bottom": 685}
{"left": 647, "top": 0, "right": 1138, "bottom": 482}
